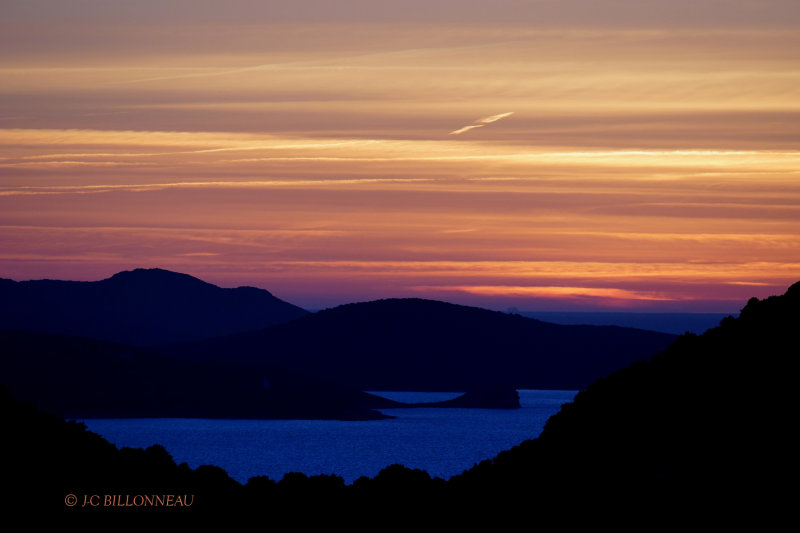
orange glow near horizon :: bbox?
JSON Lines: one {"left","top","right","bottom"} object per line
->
{"left": 1, "top": 2, "right": 799, "bottom": 311}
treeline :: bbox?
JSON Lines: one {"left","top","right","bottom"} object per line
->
{"left": 2, "top": 385, "right": 448, "bottom": 518}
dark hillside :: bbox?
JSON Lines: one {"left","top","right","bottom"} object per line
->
{"left": 449, "top": 282, "right": 798, "bottom": 517}
{"left": 0, "top": 268, "right": 309, "bottom": 345}
{"left": 169, "top": 298, "right": 677, "bottom": 390}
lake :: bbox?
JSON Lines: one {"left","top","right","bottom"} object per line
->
{"left": 78, "top": 389, "right": 577, "bottom": 484}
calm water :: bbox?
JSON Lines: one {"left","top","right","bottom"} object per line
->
{"left": 78, "top": 389, "right": 576, "bottom": 484}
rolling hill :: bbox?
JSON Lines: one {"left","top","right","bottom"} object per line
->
{"left": 0, "top": 268, "right": 309, "bottom": 345}
{"left": 165, "top": 298, "right": 678, "bottom": 391}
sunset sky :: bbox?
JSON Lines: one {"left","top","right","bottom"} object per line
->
{"left": 1, "top": 1, "right": 799, "bottom": 312}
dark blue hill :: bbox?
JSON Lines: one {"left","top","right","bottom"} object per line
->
{"left": 0, "top": 268, "right": 308, "bottom": 345}
{"left": 166, "top": 297, "right": 677, "bottom": 391}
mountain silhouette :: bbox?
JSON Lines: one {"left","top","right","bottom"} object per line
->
{"left": 0, "top": 268, "right": 308, "bottom": 345}
{"left": 165, "top": 298, "right": 677, "bottom": 391}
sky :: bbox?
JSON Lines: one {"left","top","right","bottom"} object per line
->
{"left": 1, "top": 1, "right": 799, "bottom": 312}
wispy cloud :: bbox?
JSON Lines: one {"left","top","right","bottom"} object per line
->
{"left": 439, "top": 285, "right": 674, "bottom": 301}
{"left": 0, "top": 178, "right": 434, "bottom": 196}
{"left": 449, "top": 124, "right": 485, "bottom": 135}
{"left": 450, "top": 112, "right": 514, "bottom": 135}
{"left": 477, "top": 112, "right": 515, "bottom": 124}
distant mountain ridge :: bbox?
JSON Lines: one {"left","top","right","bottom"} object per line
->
{"left": 0, "top": 268, "right": 309, "bottom": 345}
{"left": 516, "top": 311, "right": 732, "bottom": 335}
{"left": 166, "top": 297, "right": 678, "bottom": 391}
{"left": 1, "top": 267, "right": 676, "bottom": 394}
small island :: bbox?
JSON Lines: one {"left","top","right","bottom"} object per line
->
{"left": 372, "top": 386, "right": 522, "bottom": 410}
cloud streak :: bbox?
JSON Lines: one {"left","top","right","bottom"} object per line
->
{"left": 450, "top": 112, "right": 514, "bottom": 135}
{"left": 477, "top": 112, "right": 515, "bottom": 124}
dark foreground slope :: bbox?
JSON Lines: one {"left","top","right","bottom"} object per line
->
{"left": 0, "top": 268, "right": 309, "bottom": 345}
{"left": 169, "top": 298, "right": 676, "bottom": 390}
{"left": 448, "top": 282, "right": 798, "bottom": 518}
{"left": 1, "top": 386, "right": 241, "bottom": 516}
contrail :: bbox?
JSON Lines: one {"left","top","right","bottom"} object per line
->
{"left": 450, "top": 112, "right": 514, "bottom": 135}
{"left": 477, "top": 112, "right": 515, "bottom": 124}
{"left": 449, "top": 124, "right": 485, "bottom": 135}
